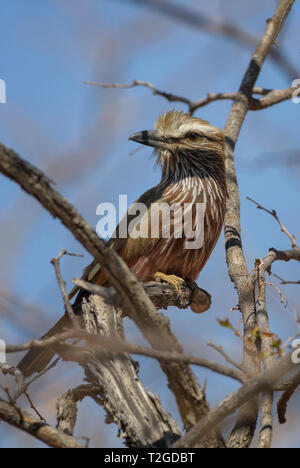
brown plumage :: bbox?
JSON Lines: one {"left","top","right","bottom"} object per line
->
{"left": 18, "top": 110, "right": 227, "bottom": 377}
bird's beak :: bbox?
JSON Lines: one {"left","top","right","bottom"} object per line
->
{"left": 129, "top": 130, "right": 169, "bottom": 149}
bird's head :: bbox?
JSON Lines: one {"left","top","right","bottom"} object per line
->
{"left": 129, "top": 110, "right": 225, "bottom": 180}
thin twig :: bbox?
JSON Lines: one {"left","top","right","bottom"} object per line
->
{"left": 5, "top": 331, "right": 245, "bottom": 383}
{"left": 207, "top": 341, "right": 245, "bottom": 374}
{"left": 51, "top": 250, "right": 81, "bottom": 329}
{"left": 0, "top": 385, "right": 24, "bottom": 420}
{"left": 264, "top": 281, "right": 288, "bottom": 307}
{"left": 24, "top": 391, "right": 46, "bottom": 422}
{"left": 5, "top": 332, "right": 78, "bottom": 354}
{"left": 247, "top": 197, "right": 298, "bottom": 248}
{"left": 274, "top": 274, "right": 300, "bottom": 286}
{"left": 0, "top": 396, "right": 84, "bottom": 448}
{"left": 85, "top": 80, "right": 294, "bottom": 115}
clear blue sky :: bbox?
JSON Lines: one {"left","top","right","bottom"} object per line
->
{"left": 0, "top": 0, "right": 299, "bottom": 448}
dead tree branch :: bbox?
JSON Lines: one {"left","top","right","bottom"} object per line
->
{"left": 56, "top": 385, "right": 100, "bottom": 436}
{"left": 85, "top": 80, "right": 295, "bottom": 115}
{"left": 0, "top": 397, "right": 84, "bottom": 448}
{"left": 5, "top": 332, "right": 245, "bottom": 384}
{"left": 51, "top": 250, "right": 81, "bottom": 329}
{"left": 0, "top": 141, "right": 224, "bottom": 447}
{"left": 0, "top": 144, "right": 227, "bottom": 447}
{"left": 255, "top": 259, "right": 275, "bottom": 448}
{"left": 173, "top": 353, "right": 299, "bottom": 448}
{"left": 277, "top": 370, "right": 300, "bottom": 424}
{"left": 274, "top": 274, "right": 300, "bottom": 285}
{"left": 124, "top": 0, "right": 298, "bottom": 80}
{"left": 76, "top": 294, "right": 182, "bottom": 448}
{"left": 73, "top": 277, "right": 211, "bottom": 314}
{"left": 248, "top": 198, "right": 298, "bottom": 248}
{"left": 223, "top": 0, "right": 295, "bottom": 449}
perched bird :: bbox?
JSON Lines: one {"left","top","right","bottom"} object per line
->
{"left": 18, "top": 110, "right": 227, "bottom": 377}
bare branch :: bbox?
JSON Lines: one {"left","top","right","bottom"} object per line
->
{"left": 223, "top": 0, "right": 295, "bottom": 449}
{"left": 277, "top": 371, "right": 300, "bottom": 424}
{"left": 248, "top": 86, "right": 294, "bottom": 110}
{"left": 5, "top": 329, "right": 245, "bottom": 384}
{"left": 173, "top": 353, "right": 299, "bottom": 448}
{"left": 72, "top": 277, "right": 212, "bottom": 314}
{"left": 0, "top": 141, "right": 221, "bottom": 444}
{"left": 264, "top": 281, "right": 288, "bottom": 307}
{"left": 0, "top": 397, "right": 84, "bottom": 448}
{"left": 247, "top": 198, "right": 298, "bottom": 248}
{"left": 262, "top": 248, "right": 300, "bottom": 272}
{"left": 124, "top": 0, "right": 298, "bottom": 80}
{"left": 255, "top": 260, "right": 275, "bottom": 448}
{"left": 56, "top": 385, "right": 99, "bottom": 436}
{"left": 78, "top": 294, "right": 182, "bottom": 448}
{"left": 51, "top": 250, "right": 81, "bottom": 329}
{"left": 207, "top": 341, "right": 245, "bottom": 374}
{"left": 84, "top": 79, "right": 191, "bottom": 107}
{"left": 24, "top": 390, "right": 46, "bottom": 423}
{"left": 0, "top": 364, "right": 27, "bottom": 401}
{"left": 274, "top": 274, "right": 300, "bottom": 286}
{"left": 85, "top": 80, "right": 294, "bottom": 114}
{"left": 5, "top": 332, "right": 78, "bottom": 354}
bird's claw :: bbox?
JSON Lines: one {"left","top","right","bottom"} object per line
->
{"left": 154, "top": 272, "right": 185, "bottom": 295}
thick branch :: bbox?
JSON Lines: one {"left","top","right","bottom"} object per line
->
{"left": 56, "top": 385, "right": 100, "bottom": 437}
{"left": 223, "top": 0, "right": 295, "bottom": 449}
{"left": 173, "top": 353, "right": 299, "bottom": 448}
{"left": 0, "top": 141, "right": 223, "bottom": 446}
{"left": 78, "top": 295, "right": 182, "bottom": 448}
{"left": 277, "top": 371, "right": 300, "bottom": 424}
{"left": 255, "top": 260, "right": 275, "bottom": 448}
{"left": 262, "top": 248, "right": 300, "bottom": 272}
{"left": 73, "top": 277, "right": 211, "bottom": 314}
{"left": 0, "top": 397, "right": 84, "bottom": 448}
{"left": 255, "top": 242, "right": 300, "bottom": 443}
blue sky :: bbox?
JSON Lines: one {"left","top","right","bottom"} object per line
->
{"left": 0, "top": 0, "right": 299, "bottom": 448}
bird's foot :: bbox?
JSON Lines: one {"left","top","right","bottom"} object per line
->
{"left": 154, "top": 272, "right": 185, "bottom": 294}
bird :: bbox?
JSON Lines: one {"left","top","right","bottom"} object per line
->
{"left": 18, "top": 110, "right": 227, "bottom": 377}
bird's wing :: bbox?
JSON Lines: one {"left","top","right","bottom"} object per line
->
{"left": 68, "top": 185, "right": 164, "bottom": 300}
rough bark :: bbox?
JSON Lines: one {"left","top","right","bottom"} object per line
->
{"left": 78, "top": 294, "right": 182, "bottom": 448}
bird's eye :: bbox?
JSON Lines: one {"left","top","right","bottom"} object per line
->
{"left": 187, "top": 132, "right": 199, "bottom": 140}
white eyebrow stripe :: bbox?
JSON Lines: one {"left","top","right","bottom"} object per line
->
{"left": 174, "top": 121, "right": 217, "bottom": 137}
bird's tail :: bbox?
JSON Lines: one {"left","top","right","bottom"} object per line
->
{"left": 17, "top": 315, "right": 70, "bottom": 378}
{"left": 17, "top": 262, "right": 100, "bottom": 378}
